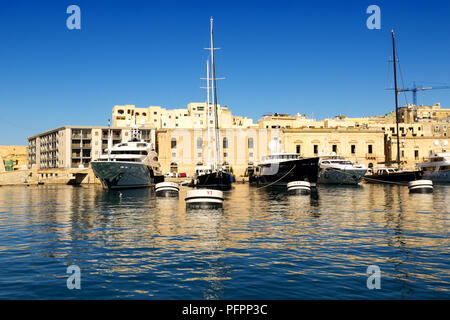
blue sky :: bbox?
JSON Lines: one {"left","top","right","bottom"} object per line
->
{"left": 0, "top": 0, "right": 449, "bottom": 145}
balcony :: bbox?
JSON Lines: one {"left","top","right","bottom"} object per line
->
{"left": 365, "top": 153, "right": 377, "bottom": 160}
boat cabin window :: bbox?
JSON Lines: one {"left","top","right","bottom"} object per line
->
{"left": 111, "top": 150, "right": 148, "bottom": 155}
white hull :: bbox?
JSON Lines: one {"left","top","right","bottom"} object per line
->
{"left": 91, "top": 161, "right": 153, "bottom": 189}
{"left": 422, "top": 169, "right": 450, "bottom": 183}
{"left": 318, "top": 168, "right": 367, "bottom": 185}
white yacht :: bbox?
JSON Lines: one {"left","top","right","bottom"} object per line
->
{"left": 91, "top": 127, "right": 163, "bottom": 190}
{"left": 417, "top": 152, "right": 450, "bottom": 183}
{"left": 318, "top": 155, "right": 367, "bottom": 185}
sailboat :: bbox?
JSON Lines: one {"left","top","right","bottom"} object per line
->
{"left": 364, "top": 30, "right": 423, "bottom": 183}
{"left": 192, "top": 17, "right": 232, "bottom": 191}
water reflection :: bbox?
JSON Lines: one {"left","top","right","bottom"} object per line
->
{"left": 0, "top": 183, "right": 449, "bottom": 299}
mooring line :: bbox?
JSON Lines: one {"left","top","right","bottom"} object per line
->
{"left": 256, "top": 164, "right": 297, "bottom": 189}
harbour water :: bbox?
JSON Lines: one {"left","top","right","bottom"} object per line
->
{"left": 0, "top": 183, "right": 448, "bottom": 299}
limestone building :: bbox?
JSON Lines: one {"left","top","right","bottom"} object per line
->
{"left": 0, "top": 146, "right": 28, "bottom": 172}
{"left": 112, "top": 103, "right": 255, "bottom": 130}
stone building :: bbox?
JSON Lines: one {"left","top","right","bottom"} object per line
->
{"left": 112, "top": 103, "right": 255, "bottom": 130}
{"left": 0, "top": 146, "right": 28, "bottom": 172}
{"left": 155, "top": 127, "right": 387, "bottom": 177}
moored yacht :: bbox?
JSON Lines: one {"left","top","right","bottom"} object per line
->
{"left": 363, "top": 166, "right": 422, "bottom": 183}
{"left": 318, "top": 155, "right": 367, "bottom": 184}
{"left": 91, "top": 127, "right": 163, "bottom": 190}
{"left": 417, "top": 152, "right": 450, "bottom": 183}
{"left": 192, "top": 163, "right": 232, "bottom": 190}
{"left": 250, "top": 152, "right": 320, "bottom": 187}
{"left": 363, "top": 30, "right": 422, "bottom": 184}
{"left": 192, "top": 17, "right": 232, "bottom": 191}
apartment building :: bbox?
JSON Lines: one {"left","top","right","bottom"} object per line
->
{"left": 27, "top": 126, "right": 155, "bottom": 169}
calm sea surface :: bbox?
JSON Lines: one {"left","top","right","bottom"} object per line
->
{"left": 0, "top": 183, "right": 448, "bottom": 299}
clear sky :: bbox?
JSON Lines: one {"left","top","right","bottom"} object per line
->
{"left": 1, "top": 0, "right": 449, "bottom": 145}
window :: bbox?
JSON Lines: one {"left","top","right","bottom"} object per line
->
{"left": 170, "top": 162, "right": 178, "bottom": 173}
{"left": 351, "top": 145, "right": 356, "bottom": 154}
{"left": 296, "top": 145, "right": 301, "bottom": 154}
{"left": 154, "top": 111, "right": 157, "bottom": 115}
{"left": 223, "top": 137, "right": 228, "bottom": 149}
{"left": 198, "top": 152, "right": 202, "bottom": 158}
{"left": 223, "top": 152, "right": 228, "bottom": 158}
{"left": 368, "top": 145, "right": 373, "bottom": 154}
{"left": 248, "top": 138, "right": 254, "bottom": 149}
{"left": 171, "top": 138, "right": 177, "bottom": 149}
{"left": 401, "top": 150, "right": 405, "bottom": 158}
{"left": 332, "top": 145, "right": 337, "bottom": 153}
{"left": 249, "top": 152, "right": 253, "bottom": 158}
{"left": 197, "top": 137, "right": 203, "bottom": 149}
{"left": 414, "top": 150, "right": 419, "bottom": 160}
{"left": 313, "top": 145, "right": 318, "bottom": 155}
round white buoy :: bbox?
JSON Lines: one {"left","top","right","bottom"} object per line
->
{"left": 408, "top": 179, "right": 433, "bottom": 193}
{"left": 287, "top": 181, "right": 311, "bottom": 195}
{"left": 155, "top": 182, "right": 179, "bottom": 197}
{"left": 185, "top": 189, "right": 223, "bottom": 209}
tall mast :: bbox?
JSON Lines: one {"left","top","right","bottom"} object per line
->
{"left": 206, "top": 59, "right": 213, "bottom": 166}
{"left": 210, "top": 17, "right": 221, "bottom": 169}
{"left": 392, "top": 30, "right": 401, "bottom": 169}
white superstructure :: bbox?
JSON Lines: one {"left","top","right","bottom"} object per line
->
{"left": 417, "top": 153, "right": 450, "bottom": 183}
{"left": 318, "top": 155, "right": 367, "bottom": 185}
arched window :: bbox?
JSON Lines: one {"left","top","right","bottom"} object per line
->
{"left": 197, "top": 137, "right": 203, "bottom": 149}
{"left": 248, "top": 137, "right": 254, "bottom": 149}
{"left": 368, "top": 163, "right": 373, "bottom": 169}
{"left": 223, "top": 137, "right": 228, "bottom": 149}
{"left": 118, "top": 109, "right": 124, "bottom": 114}
{"left": 171, "top": 138, "right": 177, "bottom": 149}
